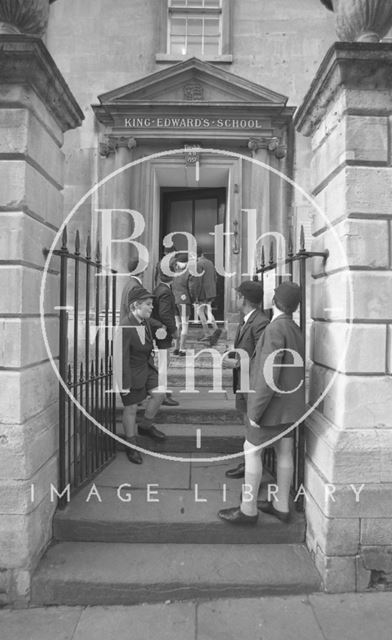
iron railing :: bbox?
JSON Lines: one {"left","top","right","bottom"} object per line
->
{"left": 54, "top": 228, "right": 117, "bottom": 508}
{"left": 255, "top": 225, "right": 328, "bottom": 511}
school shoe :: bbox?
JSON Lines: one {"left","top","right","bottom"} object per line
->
{"left": 173, "top": 349, "right": 180, "bottom": 356}
{"left": 138, "top": 424, "right": 167, "bottom": 441}
{"left": 162, "top": 395, "right": 180, "bottom": 407}
{"left": 218, "top": 506, "right": 258, "bottom": 525}
{"left": 178, "top": 350, "right": 186, "bottom": 357}
{"left": 124, "top": 439, "right": 143, "bottom": 464}
{"left": 225, "top": 462, "right": 245, "bottom": 479}
{"left": 209, "top": 328, "right": 222, "bottom": 346}
{"left": 198, "top": 335, "right": 212, "bottom": 343}
{"left": 257, "top": 500, "right": 291, "bottom": 523}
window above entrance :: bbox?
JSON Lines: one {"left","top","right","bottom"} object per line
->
{"left": 156, "top": 0, "right": 232, "bottom": 65}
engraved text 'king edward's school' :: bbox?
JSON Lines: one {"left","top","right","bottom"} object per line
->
{"left": 121, "top": 116, "right": 265, "bottom": 129}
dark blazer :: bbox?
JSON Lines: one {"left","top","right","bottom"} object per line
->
{"left": 122, "top": 312, "right": 163, "bottom": 390}
{"left": 247, "top": 314, "right": 306, "bottom": 427}
{"left": 232, "top": 309, "right": 269, "bottom": 394}
{"left": 152, "top": 282, "right": 177, "bottom": 348}
{"left": 195, "top": 255, "right": 217, "bottom": 300}
{"left": 119, "top": 276, "right": 143, "bottom": 325}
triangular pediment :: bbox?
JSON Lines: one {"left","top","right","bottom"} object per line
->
{"left": 97, "top": 58, "right": 288, "bottom": 107}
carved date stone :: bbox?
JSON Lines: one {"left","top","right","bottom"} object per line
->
{"left": 320, "top": 0, "right": 392, "bottom": 43}
{"left": 0, "top": 0, "right": 50, "bottom": 37}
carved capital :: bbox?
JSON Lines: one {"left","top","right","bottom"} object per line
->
{"left": 99, "top": 136, "right": 137, "bottom": 158}
{"left": 0, "top": 0, "right": 49, "bottom": 37}
{"left": 248, "top": 137, "right": 287, "bottom": 160}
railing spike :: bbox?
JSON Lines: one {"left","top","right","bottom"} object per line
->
{"left": 86, "top": 234, "right": 91, "bottom": 260}
{"left": 96, "top": 240, "right": 101, "bottom": 264}
{"left": 80, "top": 361, "right": 84, "bottom": 380}
{"left": 61, "top": 226, "right": 68, "bottom": 251}
{"left": 91, "top": 360, "right": 95, "bottom": 378}
{"left": 288, "top": 229, "right": 294, "bottom": 256}
{"left": 261, "top": 245, "right": 265, "bottom": 268}
{"left": 67, "top": 364, "right": 72, "bottom": 385}
{"left": 100, "top": 358, "right": 104, "bottom": 375}
{"left": 300, "top": 225, "right": 306, "bottom": 252}
{"left": 75, "top": 230, "right": 80, "bottom": 256}
{"left": 108, "top": 355, "right": 113, "bottom": 373}
{"left": 269, "top": 240, "right": 274, "bottom": 265}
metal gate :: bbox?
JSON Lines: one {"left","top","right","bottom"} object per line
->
{"left": 255, "top": 226, "right": 328, "bottom": 511}
{"left": 54, "top": 227, "right": 117, "bottom": 508}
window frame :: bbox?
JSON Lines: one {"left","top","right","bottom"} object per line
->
{"left": 156, "top": 0, "right": 232, "bottom": 64}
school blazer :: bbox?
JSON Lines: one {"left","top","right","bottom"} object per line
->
{"left": 232, "top": 309, "right": 269, "bottom": 394}
{"left": 152, "top": 282, "right": 177, "bottom": 348}
{"left": 247, "top": 314, "right": 306, "bottom": 427}
{"left": 122, "top": 313, "right": 162, "bottom": 390}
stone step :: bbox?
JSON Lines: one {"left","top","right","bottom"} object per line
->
{"left": 117, "top": 423, "right": 243, "bottom": 453}
{"left": 31, "top": 542, "right": 321, "bottom": 606}
{"left": 116, "top": 392, "right": 242, "bottom": 424}
{"left": 52, "top": 454, "right": 305, "bottom": 545}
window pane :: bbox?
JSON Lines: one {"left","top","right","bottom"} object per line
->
{"left": 204, "top": 18, "right": 220, "bottom": 36}
{"left": 171, "top": 17, "right": 186, "bottom": 35}
{"left": 203, "top": 41, "right": 220, "bottom": 56}
{"left": 204, "top": 0, "right": 221, "bottom": 7}
{"left": 188, "top": 18, "right": 203, "bottom": 35}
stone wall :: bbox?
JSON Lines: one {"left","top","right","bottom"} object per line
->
{"left": 296, "top": 43, "right": 392, "bottom": 592}
{"left": 45, "top": 0, "right": 336, "bottom": 251}
{"left": 0, "top": 36, "right": 82, "bottom": 605}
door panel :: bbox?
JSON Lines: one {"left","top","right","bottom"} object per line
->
{"left": 161, "top": 188, "right": 226, "bottom": 320}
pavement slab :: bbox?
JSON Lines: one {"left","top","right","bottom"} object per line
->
{"left": 309, "top": 592, "right": 392, "bottom": 640}
{"left": 73, "top": 603, "right": 196, "bottom": 640}
{"left": 0, "top": 607, "right": 83, "bottom": 640}
{"left": 197, "top": 596, "right": 326, "bottom": 640}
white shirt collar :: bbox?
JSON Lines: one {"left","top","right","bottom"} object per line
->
{"left": 243, "top": 309, "right": 256, "bottom": 324}
{"left": 132, "top": 275, "right": 142, "bottom": 285}
{"left": 272, "top": 308, "right": 285, "bottom": 321}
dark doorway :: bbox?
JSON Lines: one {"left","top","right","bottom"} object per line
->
{"left": 160, "top": 188, "right": 226, "bottom": 320}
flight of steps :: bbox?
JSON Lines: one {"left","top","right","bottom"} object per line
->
{"left": 31, "top": 326, "right": 321, "bottom": 606}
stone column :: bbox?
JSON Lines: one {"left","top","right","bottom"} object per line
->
{"left": 0, "top": 36, "right": 83, "bottom": 605}
{"left": 295, "top": 43, "right": 392, "bottom": 592}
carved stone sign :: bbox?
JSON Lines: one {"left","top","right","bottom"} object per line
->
{"left": 121, "top": 116, "right": 266, "bottom": 130}
{"left": 183, "top": 83, "right": 204, "bottom": 101}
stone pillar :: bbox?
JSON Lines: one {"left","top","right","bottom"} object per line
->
{"left": 0, "top": 36, "right": 83, "bottom": 605}
{"left": 295, "top": 43, "right": 392, "bottom": 592}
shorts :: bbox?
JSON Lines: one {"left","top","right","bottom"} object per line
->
{"left": 120, "top": 368, "right": 159, "bottom": 406}
{"left": 245, "top": 420, "right": 294, "bottom": 446}
{"left": 176, "top": 303, "right": 191, "bottom": 319}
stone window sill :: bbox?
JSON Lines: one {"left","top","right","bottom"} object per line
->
{"left": 155, "top": 53, "right": 233, "bottom": 64}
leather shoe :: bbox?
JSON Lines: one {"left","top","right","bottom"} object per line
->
{"left": 225, "top": 462, "right": 245, "bottom": 479}
{"left": 257, "top": 500, "right": 291, "bottom": 523}
{"left": 162, "top": 396, "right": 179, "bottom": 407}
{"left": 138, "top": 425, "right": 167, "bottom": 441}
{"left": 218, "top": 506, "right": 258, "bottom": 525}
{"left": 125, "top": 447, "right": 143, "bottom": 464}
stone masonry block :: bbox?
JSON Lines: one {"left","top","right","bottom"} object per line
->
{"left": 0, "top": 85, "right": 63, "bottom": 146}
{"left": 0, "top": 495, "right": 55, "bottom": 569}
{"left": 313, "top": 546, "right": 357, "bottom": 593}
{"left": 0, "top": 266, "right": 58, "bottom": 315}
{"left": 361, "top": 521, "right": 392, "bottom": 546}
{"left": 0, "top": 361, "right": 58, "bottom": 425}
{"left": 0, "top": 161, "right": 63, "bottom": 228}
{"left": 379, "top": 430, "right": 392, "bottom": 483}
{"left": 311, "top": 322, "right": 386, "bottom": 374}
{"left": 305, "top": 491, "right": 360, "bottom": 556}
{"left": 312, "top": 271, "right": 392, "bottom": 321}
{"left": 0, "top": 211, "right": 60, "bottom": 271}
{"left": 0, "top": 455, "right": 57, "bottom": 515}
{"left": 386, "top": 325, "right": 392, "bottom": 376}
{"left": 0, "top": 109, "right": 64, "bottom": 187}
{"left": 0, "top": 317, "right": 58, "bottom": 369}
{"left": 361, "top": 547, "right": 392, "bottom": 574}
{"left": 312, "top": 115, "right": 388, "bottom": 190}
{"left": 322, "top": 373, "right": 392, "bottom": 430}
{"left": 305, "top": 457, "right": 392, "bottom": 519}
{"left": 313, "top": 167, "right": 392, "bottom": 235}
{"left": 0, "top": 403, "right": 58, "bottom": 480}
{"left": 311, "top": 219, "right": 389, "bottom": 276}
{"left": 305, "top": 411, "right": 387, "bottom": 483}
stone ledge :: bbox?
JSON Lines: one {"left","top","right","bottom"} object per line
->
{"left": 295, "top": 42, "right": 392, "bottom": 137}
{"left": 0, "top": 35, "right": 83, "bottom": 133}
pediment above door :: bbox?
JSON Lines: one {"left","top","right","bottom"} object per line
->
{"left": 93, "top": 57, "right": 294, "bottom": 140}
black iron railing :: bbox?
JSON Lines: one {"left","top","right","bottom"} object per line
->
{"left": 54, "top": 228, "right": 117, "bottom": 508}
{"left": 255, "top": 225, "right": 328, "bottom": 511}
